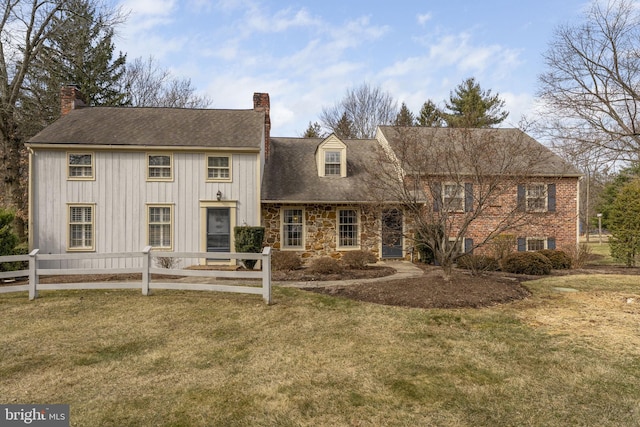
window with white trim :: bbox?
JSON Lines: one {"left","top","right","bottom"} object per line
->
{"left": 207, "top": 155, "right": 231, "bottom": 181}
{"left": 338, "top": 209, "right": 359, "bottom": 248}
{"left": 68, "top": 205, "right": 94, "bottom": 250}
{"left": 526, "top": 238, "right": 546, "bottom": 251}
{"left": 324, "top": 151, "right": 341, "bottom": 176}
{"left": 282, "top": 208, "right": 304, "bottom": 249}
{"left": 148, "top": 205, "right": 172, "bottom": 248}
{"left": 68, "top": 153, "right": 94, "bottom": 179}
{"left": 443, "top": 183, "right": 464, "bottom": 211}
{"left": 147, "top": 154, "right": 172, "bottom": 180}
{"left": 526, "top": 183, "right": 546, "bottom": 212}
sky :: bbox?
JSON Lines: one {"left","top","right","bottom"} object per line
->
{"left": 110, "top": 0, "right": 591, "bottom": 137}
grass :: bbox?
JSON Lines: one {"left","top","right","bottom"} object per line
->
{"left": 1, "top": 276, "right": 640, "bottom": 426}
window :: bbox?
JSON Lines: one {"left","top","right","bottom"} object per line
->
{"left": 68, "top": 153, "right": 93, "bottom": 179}
{"left": 518, "top": 237, "right": 555, "bottom": 252}
{"left": 526, "top": 184, "right": 546, "bottom": 211}
{"left": 68, "top": 205, "right": 94, "bottom": 250}
{"left": 147, "top": 154, "right": 172, "bottom": 180}
{"left": 443, "top": 183, "right": 464, "bottom": 211}
{"left": 148, "top": 205, "right": 172, "bottom": 248}
{"left": 207, "top": 155, "right": 231, "bottom": 181}
{"left": 338, "top": 209, "right": 359, "bottom": 248}
{"left": 282, "top": 208, "right": 304, "bottom": 249}
{"left": 325, "top": 151, "right": 341, "bottom": 176}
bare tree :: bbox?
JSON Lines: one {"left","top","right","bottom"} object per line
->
{"left": 320, "top": 83, "right": 398, "bottom": 138}
{"left": 121, "top": 56, "right": 211, "bottom": 108}
{"left": 0, "top": 0, "right": 104, "bottom": 236}
{"left": 368, "top": 126, "right": 575, "bottom": 279}
{"left": 538, "top": 0, "right": 640, "bottom": 163}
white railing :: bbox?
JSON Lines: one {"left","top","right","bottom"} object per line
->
{"left": 0, "top": 247, "right": 272, "bottom": 304}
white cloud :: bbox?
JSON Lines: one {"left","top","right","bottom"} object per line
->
{"left": 417, "top": 13, "right": 432, "bottom": 26}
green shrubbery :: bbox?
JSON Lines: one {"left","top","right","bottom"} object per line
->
{"left": 0, "top": 209, "right": 25, "bottom": 272}
{"left": 233, "top": 226, "right": 265, "bottom": 269}
{"left": 342, "top": 250, "right": 377, "bottom": 269}
{"left": 537, "top": 249, "right": 572, "bottom": 270}
{"left": 502, "top": 252, "right": 553, "bottom": 275}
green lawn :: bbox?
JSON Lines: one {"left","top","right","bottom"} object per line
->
{"left": 1, "top": 275, "right": 640, "bottom": 426}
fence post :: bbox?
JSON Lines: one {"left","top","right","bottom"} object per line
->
{"left": 261, "top": 247, "right": 272, "bottom": 305}
{"left": 142, "top": 246, "right": 152, "bottom": 296}
{"left": 28, "top": 249, "right": 40, "bottom": 300}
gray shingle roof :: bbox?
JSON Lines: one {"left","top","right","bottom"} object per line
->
{"left": 262, "top": 137, "right": 385, "bottom": 202}
{"left": 377, "top": 126, "right": 582, "bottom": 177}
{"left": 28, "top": 107, "right": 265, "bottom": 149}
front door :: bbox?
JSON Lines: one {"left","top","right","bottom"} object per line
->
{"left": 207, "top": 208, "right": 230, "bottom": 253}
{"left": 382, "top": 209, "right": 403, "bottom": 258}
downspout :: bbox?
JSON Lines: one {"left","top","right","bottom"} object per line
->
{"left": 27, "top": 147, "right": 34, "bottom": 250}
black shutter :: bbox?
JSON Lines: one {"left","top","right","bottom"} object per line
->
{"left": 465, "top": 183, "right": 473, "bottom": 212}
{"left": 517, "top": 237, "right": 526, "bottom": 252}
{"left": 432, "top": 182, "right": 442, "bottom": 212}
{"left": 547, "top": 237, "right": 556, "bottom": 250}
{"left": 547, "top": 183, "right": 556, "bottom": 212}
{"left": 464, "top": 238, "right": 474, "bottom": 254}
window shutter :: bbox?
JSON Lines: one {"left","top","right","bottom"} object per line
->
{"left": 432, "top": 182, "right": 442, "bottom": 212}
{"left": 547, "top": 237, "right": 556, "bottom": 250}
{"left": 464, "top": 238, "right": 474, "bottom": 254}
{"left": 517, "top": 237, "right": 526, "bottom": 252}
{"left": 464, "top": 183, "right": 473, "bottom": 212}
{"left": 547, "top": 183, "right": 556, "bottom": 212}
{"left": 517, "top": 184, "right": 526, "bottom": 212}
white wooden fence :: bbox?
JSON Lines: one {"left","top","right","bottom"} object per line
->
{"left": 0, "top": 246, "right": 272, "bottom": 304}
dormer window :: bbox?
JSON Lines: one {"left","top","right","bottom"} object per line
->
{"left": 316, "top": 134, "right": 347, "bottom": 177}
{"left": 325, "top": 151, "right": 341, "bottom": 176}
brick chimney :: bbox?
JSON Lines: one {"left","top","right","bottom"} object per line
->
{"left": 253, "top": 92, "right": 271, "bottom": 159}
{"left": 60, "top": 85, "right": 86, "bottom": 116}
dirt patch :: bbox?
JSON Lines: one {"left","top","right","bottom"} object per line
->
{"left": 272, "top": 265, "right": 396, "bottom": 282}
{"left": 303, "top": 266, "right": 532, "bottom": 309}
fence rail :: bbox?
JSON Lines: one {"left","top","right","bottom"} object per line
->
{"left": 0, "top": 247, "right": 272, "bottom": 304}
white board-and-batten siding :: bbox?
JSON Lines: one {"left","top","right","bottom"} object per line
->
{"left": 31, "top": 149, "right": 261, "bottom": 269}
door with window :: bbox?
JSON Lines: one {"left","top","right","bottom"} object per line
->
{"left": 207, "top": 208, "right": 230, "bottom": 252}
{"left": 382, "top": 209, "right": 403, "bottom": 258}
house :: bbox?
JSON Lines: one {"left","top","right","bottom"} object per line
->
{"left": 26, "top": 87, "right": 581, "bottom": 267}
{"left": 27, "top": 87, "right": 270, "bottom": 267}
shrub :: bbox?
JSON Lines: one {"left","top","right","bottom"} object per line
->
{"left": 271, "top": 251, "right": 301, "bottom": 271}
{"left": 234, "top": 226, "right": 265, "bottom": 269}
{"left": 342, "top": 250, "right": 377, "bottom": 269}
{"left": 0, "top": 242, "right": 28, "bottom": 273}
{"left": 456, "top": 254, "right": 499, "bottom": 273}
{"left": 537, "top": 249, "right": 572, "bottom": 270}
{"left": 489, "top": 234, "right": 516, "bottom": 262}
{"left": 308, "top": 257, "right": 343, "bottom": 274}
{"left": 564, "top": 243, "right": 592, "bottom": 269}
{"left": 502, "top": 252, "right": 552, "bottom": 275}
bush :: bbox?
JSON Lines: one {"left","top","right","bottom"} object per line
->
{"left": 234, "top": 226, "right": 265, "bottom": 269}
{"left": 342, "top": 250, "right": 377, "bottom": 269}
{"left": 308, "top": 257, "right": 343, "bottom": 274}
{"left": 564, "top": 243, "right": 592, "bottom": 269}
{"left": 502, "top": 252, "right": 552, "bottom": 275}
{"left": 489, "top": 234, "right": 516, "bottom": 262}
{"left": 456, "top": 254, "right": 499, "bottom": 273}
{"left": 0, "top": 242, "right": 28, "bottom": 273}
{"left": 271, "top": 251, "right": 301, "bottom": 271}
{"left": 537, "top": 249, "right": 572, "bottom": 269}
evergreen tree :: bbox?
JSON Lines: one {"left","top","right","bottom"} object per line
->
{"left": 334, "top": 112, "right": 355, "bottom": 139}
{"left": 24, "top": 0, "right": 128, "bottom": 124}
{"left": 394, "top": 102, "right": 415, "bottom": 126}
{"left": 442, "top": 77, "right": 508, "bottom": 128}
{"left": 608, "top": 178, "right": 640, "bottom": 266}
{"left": 302, "top": 121, "right": 324, "bottom": 138}
{"left": 417, "top": 99, "right": 443, "bottom": 127}
{"left": 596, "top": 164, "right": 640, "bottom": 230}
